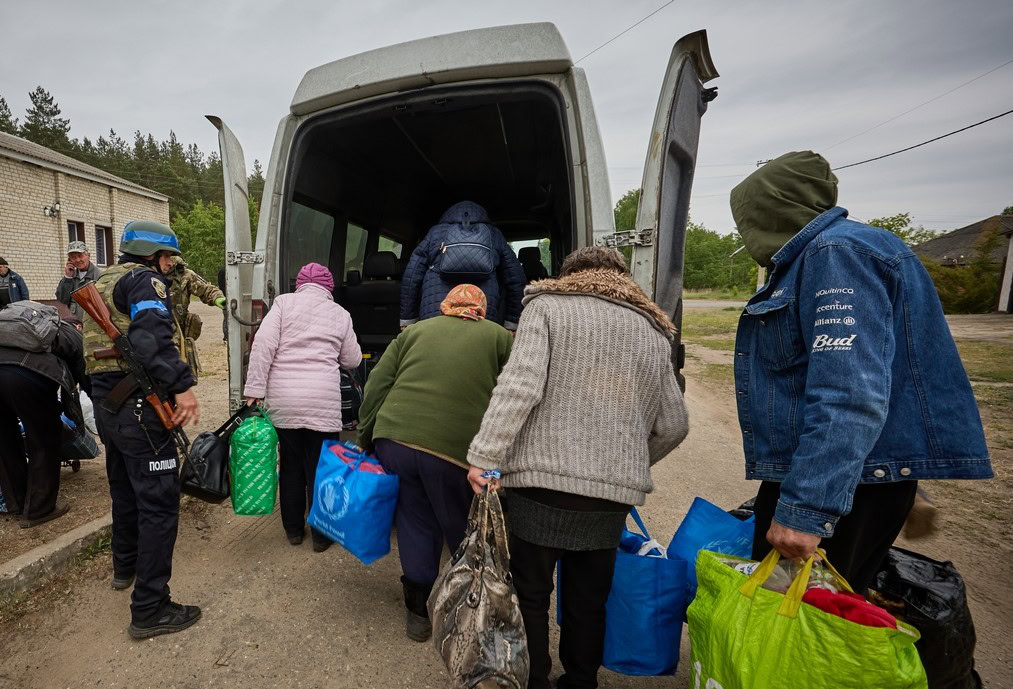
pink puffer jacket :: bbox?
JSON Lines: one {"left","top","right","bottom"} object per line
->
{"left": 244, "top": 283, "right": 362, "bottom": 431}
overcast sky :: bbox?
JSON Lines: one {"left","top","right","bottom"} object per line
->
{"left": 2, "top": 0, "right": 1011, "bottom": 234}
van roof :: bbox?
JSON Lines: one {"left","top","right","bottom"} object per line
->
{"left": 290, "top": 23, "right": 573, "bottom": 116}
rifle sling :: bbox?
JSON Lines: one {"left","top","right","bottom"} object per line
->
{"left": 102, "top": 374, "right": 140, "bottom": 413}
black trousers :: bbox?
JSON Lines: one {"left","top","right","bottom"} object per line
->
{"left": 374, "top": 439, "right": 473, "bottom": 591}
{"left": 0, "top": 366, "right": 62, "bottom": 519}
{"left": 509, "top": 535, "right": 618, "bottom": 689}
{"left": 96, "top": 397, "right": 181, "bottom": 624}
{"left": 276, "top": 427, "right": 338, "bottom": 543}
{"left": 751, "top": 479, "right": 919, "bottom": 593}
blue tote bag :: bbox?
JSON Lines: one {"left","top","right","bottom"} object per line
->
{"left": 669, "top": 496, "right": 754, "bottom": 604}
{"left": 558, "top": 507, "right": 687, "bottom": 676}
{"left": 307, "top": 440, "right": 399, "bottom": 565}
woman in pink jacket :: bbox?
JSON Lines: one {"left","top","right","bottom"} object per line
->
{"left": 244, "top": 263, "right": 362, "bottom": 551}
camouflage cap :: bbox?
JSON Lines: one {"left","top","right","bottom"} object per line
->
{"left": 68, "top": 241, "right": 89, "bottom": 254}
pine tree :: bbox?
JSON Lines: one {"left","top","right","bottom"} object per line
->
{"left": 0, "top": 96, "right": 18, "bottom": 134}
{"left": 20, "top": 86, "right": 71, "bottom": 151}
{"left": 248, "top": 159, "right": 266, "bottom": 205}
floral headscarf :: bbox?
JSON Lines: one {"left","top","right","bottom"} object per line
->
{"left": 440, "top": 284, "right": 487, "bottom": 321}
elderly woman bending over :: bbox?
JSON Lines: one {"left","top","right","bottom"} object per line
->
{"left": 357, "top": 284, "right": 512, "bottom": 643}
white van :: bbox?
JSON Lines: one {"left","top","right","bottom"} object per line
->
{"left": 213, "top": 23, "right": 718, "bottom": 410}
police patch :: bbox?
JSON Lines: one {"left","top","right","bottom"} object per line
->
{"left": 151, "top": 277, "right": 168, "bottom": 299}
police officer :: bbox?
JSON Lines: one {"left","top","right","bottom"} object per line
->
{"left": 157, "top": 255, "right": 225, "bottom": 378}
{"left": 84, "top": 219, "right": 201, "bottom": 640}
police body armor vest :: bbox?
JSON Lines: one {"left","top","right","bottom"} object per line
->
{"left": 83, "top": 262, "right": 183, "bottom": 375}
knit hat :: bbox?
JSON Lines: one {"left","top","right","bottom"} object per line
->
{"left": 0, "top": 257, "right": 7, "bottom": 265}
{"left": 440, "top": 284, "right": 487, "bottom": 321}
{"left": 295, "top": 262, "right": 334, "bottom": 293}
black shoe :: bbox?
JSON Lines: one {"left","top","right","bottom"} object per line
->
{"left": 128, "top": 601, "right": 202, "bottom": 640}
{"left": 405, "top": 610, "right": 432, "bottom": 642}
{"left": 111, "top": 572, "right": 135, "bottom": 590}
{"left": 287, "top": 532, "right": 304, "bottom": 546}
{"left": 312, "top": 539, "right": 331, "bottom": 553}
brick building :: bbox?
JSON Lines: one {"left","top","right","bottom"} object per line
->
{"left": 0, "top": 132, "right": 169, "bottom": 300}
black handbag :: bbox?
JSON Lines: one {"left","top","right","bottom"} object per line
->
{"left": 181, "top": 404, "right": 256, "bottom": 503}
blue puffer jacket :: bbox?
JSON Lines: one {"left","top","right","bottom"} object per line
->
{"left": 400, "top": 201, "right": 526, "bottom": 328}
{"left": 734, "top": 207, "right": 992, "bottom": 537}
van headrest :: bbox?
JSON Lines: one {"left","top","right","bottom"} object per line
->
{"left": 364, "top": 251, "right": 401, "bottom": 280}
{"left": 518, "top": 246, "right": 542, "bottom": 266}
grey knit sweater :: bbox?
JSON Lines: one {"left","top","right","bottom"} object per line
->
{"left": 467, "top": 269, "right": 689, "bottom": 506}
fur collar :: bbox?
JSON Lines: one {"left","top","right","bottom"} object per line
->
{"left": 523, "top": 270, "right": 676, "bottom": 339}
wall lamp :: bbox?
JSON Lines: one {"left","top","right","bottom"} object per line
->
{"left": 43, "top": 201, "right": 61, "bottom": 218}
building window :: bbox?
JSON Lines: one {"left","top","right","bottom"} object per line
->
{"left": 67, "top": 221, "right": 84, "bottom": 243}
{"left": 95, "top": 226, "right": 113, "bottom": 266}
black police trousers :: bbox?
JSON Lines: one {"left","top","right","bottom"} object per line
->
{"left": 95, "top": 396, "right": 181, "bottom": 623}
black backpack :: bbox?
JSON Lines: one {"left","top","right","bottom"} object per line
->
{"left": 436, "top": 223, "right": 497, "bottom": 283}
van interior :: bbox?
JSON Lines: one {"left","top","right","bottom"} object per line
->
{"left": 279, "top": 82, "right": 576, "bottom": 355}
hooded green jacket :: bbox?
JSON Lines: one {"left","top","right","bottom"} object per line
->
{"left": 730, "top": 151, "right": 838, "bottom": 267}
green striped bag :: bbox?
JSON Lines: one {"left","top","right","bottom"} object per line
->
{"left": 229, "top": 410, "right": 278, "bottom": 516}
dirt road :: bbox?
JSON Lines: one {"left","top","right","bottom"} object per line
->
{"left": 1, "top": 303, "right": 1010, "bottom": 688}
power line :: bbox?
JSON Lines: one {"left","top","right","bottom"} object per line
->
{"left": 575, "top": 1, "right": 677, "bottom": 64}
{"left": 824, "top": 57, "right": 1013, "bottom": 151}
{"left": 832, "top": 107, "right": 1013, "bottom": 171}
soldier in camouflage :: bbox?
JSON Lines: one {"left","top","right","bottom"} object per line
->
{"left": 156, "top": 255, "right": 225, "bottom": 380}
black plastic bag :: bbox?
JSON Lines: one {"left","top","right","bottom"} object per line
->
{"left": 728, "top": 496, "right": 756, "bottom": 522}
{"left": 182, "top": 404, "right": 255, "bottom": 503}
{"left": 872, "top": 547, "right": 980, "bottom": 689}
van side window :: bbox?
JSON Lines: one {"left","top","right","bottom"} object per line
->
{"left": 378, "top": 235, "right": 402, "bottom": 258}
{"left": 345, "top": 223, "right": 368, "bottom": 278}
{"left": 287, "top": 202, "right": 335, "bottom": 288}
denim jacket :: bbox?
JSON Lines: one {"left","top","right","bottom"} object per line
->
{"left": 734, "top": 207, "right": 992, "bottom": 537}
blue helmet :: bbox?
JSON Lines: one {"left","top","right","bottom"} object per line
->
{"left": 119, "top": 220, "right": 181, "bottom": 257}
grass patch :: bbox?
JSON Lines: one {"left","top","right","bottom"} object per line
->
{"left": 685, "top": 289, "right": 751, "bottom": 301}
{"left": 700, "top": 363, "right": 735, "bottom": 387}
{"left": 955, "top": 341, "right": 1013, "bottom": 383}
{"left": 696, "top": 336, "right": 737, "bottom": 351}
{"left": 681, "top": 308, "right": 741, "bottom": 339}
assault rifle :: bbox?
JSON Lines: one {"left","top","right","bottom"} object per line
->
{"left": 71, "top": 282, "right": 191, "bottom": 460}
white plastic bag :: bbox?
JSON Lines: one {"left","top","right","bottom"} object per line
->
{"left": 80, "top": 389, "right": 98, "bottom": 435}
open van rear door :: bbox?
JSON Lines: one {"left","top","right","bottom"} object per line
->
{"left": 207, "top": 116, "right": 257, "bottom": 410}
{"left": 628, "top": 30, "right": 718, "bottom": 380}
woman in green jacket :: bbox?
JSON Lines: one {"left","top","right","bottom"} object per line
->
{"left": 357, "top": 283, "right": 512, "bottom": 643}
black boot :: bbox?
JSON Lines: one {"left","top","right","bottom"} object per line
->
{"left": 401, "top": 575, "right": 433, "bottom": 642}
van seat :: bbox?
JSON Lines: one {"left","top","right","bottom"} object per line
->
{"left": 345, "top": 251, "right": 403, "bottom": 351}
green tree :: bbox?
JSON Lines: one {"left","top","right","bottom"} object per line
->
{"left": 248, "top": 159, "right": 265, "bottom": 206}
{"left": 683, "top": 222, "right": 756, "bottom": 292}
{"left": 1002, "top": 205, "right": 1013, "bottom": 215}
{"left": 614, "top": 188, "right": 640, "bottom": 230}
{"left": 866, "top": 212, "right": 941, "bottom": 246}
{"left": 0, "top": 96, "right": 18, "bottom": 134}
{"left": 20, "top": 86, "right": 71, "bottom": 152}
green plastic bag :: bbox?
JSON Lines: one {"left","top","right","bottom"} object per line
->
{"left": 687, "top": 549, "right": 928, "bottom": 689}
{"left": 229, "top": 411, "right": 278, "bottom": 516}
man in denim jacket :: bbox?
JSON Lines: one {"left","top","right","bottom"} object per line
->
{"left": 731, "top": 151, "right": 992, "bottom": 591}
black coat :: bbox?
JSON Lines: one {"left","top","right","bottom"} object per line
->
{"left": 0, "top": 322, "right": 86, "bottom": 426}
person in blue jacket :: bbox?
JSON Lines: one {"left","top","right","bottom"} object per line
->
{"left": 0, "top": 257, "right": 29, "bottom": 305}
{"left": 400, "top": 201, "right": 526, "bottom": 331}
{"left": 730, "top": 151, "right": 992, "bottom": 592}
